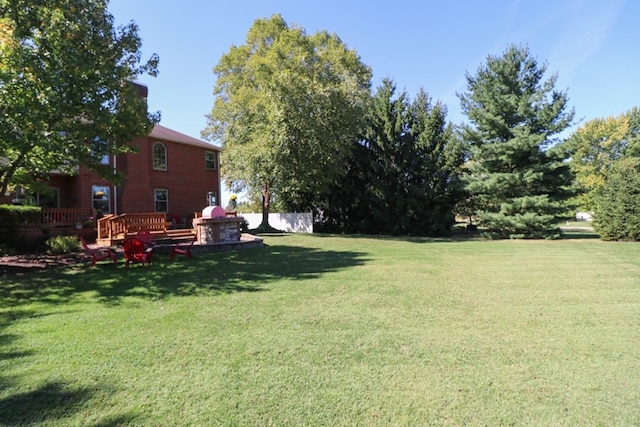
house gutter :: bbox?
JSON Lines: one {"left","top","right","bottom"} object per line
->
{"left": 113, "top": 153, "right": 118, "bottom": 214}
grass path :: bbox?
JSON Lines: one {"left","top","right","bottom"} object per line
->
{"left": 1, "top": 234, "right": 639, "bottom": 425}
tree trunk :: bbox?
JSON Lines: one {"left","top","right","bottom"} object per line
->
{"left": 260, "top": 182, "right": 271, "bottom": 229}
{"left": 0, "top": 147, "right": 30, "bottom": 197}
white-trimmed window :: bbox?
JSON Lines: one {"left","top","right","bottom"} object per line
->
{"left": 205, "top": 151, "right": 217, "bottom": 170}
{"left": 154, "top": 188, "right": 168, "bottom": 213}
{"left": 153, "top": 142, "right": 167, "bottom": 170}
{"left": 92, "top": 185, "right": 110, "bottom": 214}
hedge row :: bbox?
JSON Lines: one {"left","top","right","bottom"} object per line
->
{"left": 0, "top": 204, "right": 42, "bottom": 248}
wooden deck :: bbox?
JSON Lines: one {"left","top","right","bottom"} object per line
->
{"left": 17, "top": 209, "right": 251, "bottom": 250}
{"left": 96, "top": 213, "right": 196, "bottom": 247}
{"left": 23, "top": 207, "right": 96, "bottom": 229}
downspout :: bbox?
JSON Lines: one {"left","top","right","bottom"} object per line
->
{"left": 113, "top": 153, "right": 118, "bottom": 214}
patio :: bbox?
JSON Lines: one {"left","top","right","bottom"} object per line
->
{"left": 17, "top": 207, "right": 262, "bottom": 253}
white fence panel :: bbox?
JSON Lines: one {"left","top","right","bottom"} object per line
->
{"left": 242, "top": 212, "right": 313, "bottom": 233}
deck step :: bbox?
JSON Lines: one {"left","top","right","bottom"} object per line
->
{"left": 165, "top": 229, "right": 196, "bottom": 237}
{"left": 96, "top": 228, "right": 196, "bottom": 247}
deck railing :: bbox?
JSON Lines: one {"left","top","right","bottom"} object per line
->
{"left": 23, "top": 208, "right": 96, "bottom": 228}
{"left": 97, "top": 213, "right": 170, "bottom": 240}
{"left": 97, "top": 214, "right": 121, "bottom": 241}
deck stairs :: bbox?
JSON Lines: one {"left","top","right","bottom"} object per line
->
{"left": 96, "top": 213, "right": 196, "bottom": 247}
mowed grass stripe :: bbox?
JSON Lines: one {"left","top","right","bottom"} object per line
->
{"left": 1, "top": 234, "right": 639, "bottom": 425}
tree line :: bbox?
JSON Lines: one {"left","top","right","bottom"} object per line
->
{"left": 208, "top": 15, "right": 640, "bottom": 239}
{"left": 2, "top": 5, "right": 638, "bottom": 240}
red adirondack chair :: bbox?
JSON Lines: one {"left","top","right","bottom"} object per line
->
{"left": 170, "top": 237, "right": 195, "bottom": 260}
{"left": 135, "top": 230, "right": 155, "bottom": 249}
{"left": 80, "top": 237, "right": 117, "bottom": 267}
{"left": 123, "top": 237, "right": 153, "bottom": 267}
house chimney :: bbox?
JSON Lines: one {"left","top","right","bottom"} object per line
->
{"left": 132, "top": 81, "right": 148, "bottom": 99}
{"left": 127, "top": 81, "right": 148, "bottom": 114}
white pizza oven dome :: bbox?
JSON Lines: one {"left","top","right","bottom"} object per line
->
{"left": 202, "top": 205, "right": 227, "bottom": 219}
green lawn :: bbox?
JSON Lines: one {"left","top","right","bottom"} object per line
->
{"left": 1, "top": 233, "right": 639, "bottom": 426}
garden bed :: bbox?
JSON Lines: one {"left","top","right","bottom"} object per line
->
{"left": 0, "top": 251, "right": 90, "bottom": 276}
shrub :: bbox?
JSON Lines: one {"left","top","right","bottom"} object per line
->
{"left": 45, "top": 235, "right": 81, "bottom": 254}
{"left": 0, "top": 205, "right": 41, "bottom": 248}
{"left": 0, "top": 243, "right": 16, "bottom": 256}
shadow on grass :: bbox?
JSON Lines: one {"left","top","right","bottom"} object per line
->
{"left": 560, "top": 231, "right": 601, "bottom": 240}
{"left": 0, "top": 379, "right": 140, "bottom": 426}
{"left": 89, "top": 414, "right": 146, "bottom": 427}
{"left": 0, "top": 333, "right": 34, "bottom": 362}
{"left": 311, "top": 232, "right": 484, "bottom": 244}
{"left": 0, "top": 243, "right": 369, "bottom": 308}
{"left": 311, "top": 230, "right": 604, "bottom": 245}
{"left": 0, "top": 243, "right": 367, "bottom": 425}
{"left": 0, "top": 382, "right": 94, "bottom": 425}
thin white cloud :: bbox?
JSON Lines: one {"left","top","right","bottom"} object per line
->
{"left": 548, "top": 0, "right": 626, "bottom": 82}
{"left": 441, "top": 0, "right": 626, "bottom": 125}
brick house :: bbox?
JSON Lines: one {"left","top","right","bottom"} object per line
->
{"left": 30, "top": 123, "right": 221, "bottom": 225}
{"left": 2, "top": 82, "right": 221, "bottom": 231}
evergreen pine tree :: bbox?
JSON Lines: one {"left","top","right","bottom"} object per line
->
{"left": 316, "top": 79, "right": 465, "bottom": 236}
{"left": 458, "top": 45, "right": 574, "bottom": 238}
{"left": 406, "top": 90, "right": 466, "bottom": 235}
{"left": 594, "top": 157, "right": 640, "bottom": 241}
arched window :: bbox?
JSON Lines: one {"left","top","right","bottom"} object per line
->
{"left": 152, "top": 142, "right": 167, "bottom": 170}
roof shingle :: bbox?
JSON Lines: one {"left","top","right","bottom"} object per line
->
{"left": 149, "top": 124, "right": 220, "bottom": 151}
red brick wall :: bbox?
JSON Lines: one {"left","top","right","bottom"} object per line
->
{"left": 1, "top": 135, "right": 220, "bottom": 223}
{"left": 47, "top": 175, "right": 78, "bottom": 207}
{"left": 0, "top": 170, "right": 109, "bottom": 210}
{"left": 118, "top": 137, "right": 220, "bottom": 222}
{"left": 117, "top": 136, "right": 151, "bottom": 214}
{"left": 78, "top": 170, "right": 113, "bottom": 212}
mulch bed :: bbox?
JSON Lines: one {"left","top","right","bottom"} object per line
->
{"left": 0, "top": 252, "right": 92, "bottom": 276}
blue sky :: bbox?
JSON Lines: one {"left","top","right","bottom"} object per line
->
{"left": 108, "top": 0, "right": 639, "bottom": 200}
{"left": 108, "top": 0, "right": 639, "bottom": 138}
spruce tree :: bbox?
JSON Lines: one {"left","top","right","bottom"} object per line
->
{"left": 458, "top": 45, "right": 574, "bottom": 238}
{"left": 594, "top": 157, "right": 640, "bottom": 241}
{"left": 316, "top": 79, "right": 465, "bottom": 236}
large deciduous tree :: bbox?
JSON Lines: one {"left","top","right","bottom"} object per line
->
{"left": 203, "top": 14, "right": 371, "bottom": 228}
{"left": 0, "top": 0, "right": 159, "bottom": 196}
{"left": 562, "top": 108, "right": 640, "bottom": 211}
{"left": 562, "top": 107, "right": 640, "bottom": 240}
{"left": 458, "top": 44, "right": 574, "bottom": 239}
